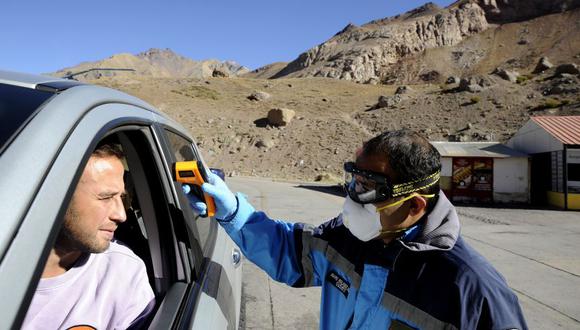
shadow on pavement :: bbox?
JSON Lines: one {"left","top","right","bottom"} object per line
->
{"left": 451, "top": 201, "right": 566, "bottom": 211}
{"left": 295, "top": 186, "right": 571, "bottom": 212}
{"left": 296, "top": 184, "right": 346, "bottom": 198}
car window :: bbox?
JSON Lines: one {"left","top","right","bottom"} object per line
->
{"left": 0, "top": 83, "right": 54, "bottom": 154}
{"left": 114, "top": 128, "right": 193, "bottom": 288}
{"left": 18, "top": 125, "right": 193, "bottom": 330}
{"left": 163, "top": 128, "right": 214, "bottom": 255}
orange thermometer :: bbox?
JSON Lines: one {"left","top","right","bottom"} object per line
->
{"left": 173, "top": 161, "right": 216, "bottom": 217}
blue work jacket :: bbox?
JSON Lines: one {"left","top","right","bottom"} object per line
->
{"left": 219, "top": 192, "right": 528, "bottom": 329}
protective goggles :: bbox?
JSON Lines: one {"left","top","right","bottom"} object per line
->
{"left": 344, "top": 161, "right": 440, "bottom": 204}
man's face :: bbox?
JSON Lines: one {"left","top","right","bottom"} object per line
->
{"left": 58, "top": 155, "right": 127, "bottom": 253}
{"left": 354, "top": 152, "right": 413, "bottom": 233}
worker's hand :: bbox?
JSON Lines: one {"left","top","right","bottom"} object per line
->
{"left": 202, "top": 172, "right": 237, "bottom": 220}
{"left": 182, "top": 172, "right": 237, "bottom": 221}
{"left": 182, "top": 184, "right": 208, "bottom": 217}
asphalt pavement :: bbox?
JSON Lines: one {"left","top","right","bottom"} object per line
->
{"left": 227, "top": 176, "right": 580, "bottom": 330}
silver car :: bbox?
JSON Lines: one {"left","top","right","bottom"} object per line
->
{"left": 0, "top": 70, "right": 242, "bottom": 329}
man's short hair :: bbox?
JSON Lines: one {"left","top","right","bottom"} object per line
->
{"left": 93, "top": 137, "right": 124, "bottom": 160}
{"left": 362, "top": 129, "right": 441, "bottom": 206}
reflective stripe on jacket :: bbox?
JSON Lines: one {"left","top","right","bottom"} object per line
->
{"left": 219, "top": 192, "right": 528, "bottom": 330}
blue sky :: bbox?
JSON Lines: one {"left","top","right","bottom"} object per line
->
{"left": 1, "top": 0, "right": 455, "bottom": 74}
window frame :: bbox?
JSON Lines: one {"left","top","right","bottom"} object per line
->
{"left": 155, "top": 124, "right": 219, "bottom": 275}
{"left": 7, "top": 102, "right": 198, "bottom": 329}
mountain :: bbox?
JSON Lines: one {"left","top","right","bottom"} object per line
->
{"left": 51, "top": 48, "right": 249, "bottom": 80}
{"left": 57, "top": 1, "right": 578, "bottom": 183}
{"left": 477, "top": 0, "right": 580, "bottom": 22}
{"left": 268, "top": 0, "right": 580, "bottom": 84}
{"left": 241, "top": 62, "right": 288, "bottom": 79}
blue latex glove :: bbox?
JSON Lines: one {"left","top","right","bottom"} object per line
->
{"left": 182, "top": 184, "right": 208, "bottom": 216}
{"left": 182, "top": 172, "right": 238, "bottom": 221}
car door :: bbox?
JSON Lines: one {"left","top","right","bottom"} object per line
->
{"left": 154, "top": 124, "right": 242, "bottom": 330}
{"left": 0, "top": 100, "right": 173, "bottom": 328}
{"left": 1, "top": 80, "right": 241, "bottom": 329}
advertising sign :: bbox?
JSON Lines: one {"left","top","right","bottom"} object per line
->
{"left": 452, "top": 158, "right": 472, "bottom": 190}
{"left": 568, "top": 149, "right": 580, "bottom": 193}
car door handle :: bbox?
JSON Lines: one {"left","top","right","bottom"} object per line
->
{"left": 232, "top": 248, "right": 242, "bottom": 267}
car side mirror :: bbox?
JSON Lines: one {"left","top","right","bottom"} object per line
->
{"left": 210, "top": 168, "right": 226, "bottom": 181}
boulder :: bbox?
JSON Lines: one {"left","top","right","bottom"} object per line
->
{"left": 314, "top": 173, "right": 342, "bottom": 184}
{"left": 493, "top": 68, "right": 519, "bottom": 83}
{"left": 267, "top": 108, "right": 296, "bottom": 126}
{"left": 212, "top": 69, "right": 229, "bottom": 78}
{"left": 459, "top": 76, "right": 495, "bottom": 92}
{"left": 555, "top": 63, "right": 580, "bottom": 75}
{"left": 395, "top": 86, "right": 413, "bottom": 94}
{"left": 448, "top": 133, "right": 469, "bottom": 142}
{"left": 543, "top": 74, "right": 580, "bottom": 95}
{"left": 255, "top": 139, "right": 275, "bottom": 149}
{"left": 247, "top": 91, "right": 271, "bottom": 101}
{"left": 377, "top": 94, "right": 404, "bottom": 108}
{"left": 419, "top": 70, "right": 441, "bottom": 82}
{"left": 446, "top": 76, "right": 460, "bottom": 84}
{"left": 533, "top": 57, "right": 553, "bottom": 73}
{"left": 459, "top": 80, "right": 482, "bottom": 92}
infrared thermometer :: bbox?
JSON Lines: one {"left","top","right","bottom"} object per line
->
{"left": 173, "top": 160, "right": 216, "bottom": 217}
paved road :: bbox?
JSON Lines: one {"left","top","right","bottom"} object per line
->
{"left": 228, "top": 177, "right": 580, "bottom": 329}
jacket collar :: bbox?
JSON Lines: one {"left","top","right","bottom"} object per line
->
{"left": 398, "top": 191, "right": 460, "bottom": 252}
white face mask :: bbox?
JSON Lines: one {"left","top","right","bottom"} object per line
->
{"left": 341, "top": 196, "right": 383, "bottom": 242}
{"left": 342, "top": 194, "right": 429, "bottom": 242}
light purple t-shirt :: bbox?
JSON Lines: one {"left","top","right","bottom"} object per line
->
{"left": 22, "top": 241, "right": 155, "bottom": 330}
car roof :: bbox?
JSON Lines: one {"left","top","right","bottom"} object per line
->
{"left": 0, "top": 69, "right": 187, "bottom": 130}
{"left": 0, "top": 69, "right": 192, "bottom": 261}
{"left": 0, "top": 69, "right": 84, "bottom": 91}
{"left": 0, "top": 70, "right": 191, "bottom": 129}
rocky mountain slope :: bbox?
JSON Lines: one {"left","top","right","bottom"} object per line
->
{"left": 52, "top": 48, "right": 249, "bottom": 80}
{"left": 63, "top": 1, "right": 579, "bottom": 183}
{"left": 242, "top": 62, "right": 288, "bottom": 79}
{"left": 478, "top": 0, "right": 580, "bottom": 22}
{"left": 88, "top": 58, "right": 578, "bottom": 183}
{"left": 268, "top": 0, "right": 580, "bottom": 84}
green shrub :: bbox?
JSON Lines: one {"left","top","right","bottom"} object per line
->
{"left": 516, "top": 75, "right": 529, "bottom": 84}
{"left": 171, "top": 86, "right": 220, "bottom": 100}
{"left": 470, "top": 96, "right": 481, "bottom": 104}
{"left": 543, "top": 98, "right": 560, "bottom": 109}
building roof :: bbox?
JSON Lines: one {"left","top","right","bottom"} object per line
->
{"left": 532, "top": 116, "right": 580, "bottom": 145}
{"left": 431, "top": 142, "right": 528, "bottom": 158}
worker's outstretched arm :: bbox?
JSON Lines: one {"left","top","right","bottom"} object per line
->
{"left": 183, "top": 173, "right": 326, "bottom": 287}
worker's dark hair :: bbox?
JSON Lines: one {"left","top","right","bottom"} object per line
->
{"left": 362, "top": 129, "right": 441, "bottom": 209}
{"left": 93, "top": 136, "right": 124, "bottom": 160}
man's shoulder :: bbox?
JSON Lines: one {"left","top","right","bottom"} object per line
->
{"left": 98, "top": 241, "right": 146, "bottom": 266}
{"left": 403, "top": 236, "right": 506, "bottom": 286}
{"left": 440, "top": 237, "right": 509, "bottom": 289}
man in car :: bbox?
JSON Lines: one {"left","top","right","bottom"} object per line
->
{"left": 185, "top": 129, "right": 527, "bottom": 329}
{"left": 22, "top": 141, "right": 155, "bottom": 329}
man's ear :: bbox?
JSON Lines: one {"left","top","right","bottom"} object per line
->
{"left": 409, "top": 195, "right": 428, "bottom": 216}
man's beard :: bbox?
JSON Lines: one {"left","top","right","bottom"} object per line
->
{"left": 55, "top": 205, "right": 110, "bottom": 254}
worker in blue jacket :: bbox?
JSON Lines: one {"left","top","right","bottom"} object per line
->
{"left": 185, "top": 129, "right": 528, "bottom": 329}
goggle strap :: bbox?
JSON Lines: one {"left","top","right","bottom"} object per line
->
{"left": 375, "top": 193, "right": 435, "bottom": 212}
{"left": 391, "top": 171, "right": 440, "bottom": 197}
{"left": 379, "top": 227, "right": 409, "bottom": 235}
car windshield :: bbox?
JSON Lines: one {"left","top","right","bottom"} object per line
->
{"left": 0, "top": 83, "right": 55, "bottom": 154}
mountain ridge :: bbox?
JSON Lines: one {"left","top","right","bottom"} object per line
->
{"left": 51, "top": 48, "right": 249, "bottom": 80}
{"left": 264, "top": 0, "right": 580, "bottom": 84}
